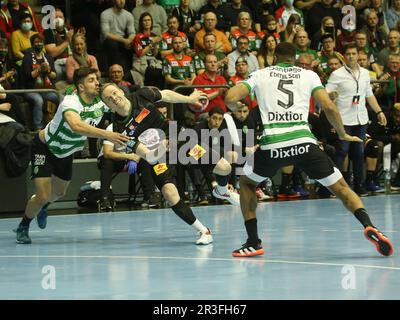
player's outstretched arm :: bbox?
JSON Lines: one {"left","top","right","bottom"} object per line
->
{"left": 64, "top": 111, "right": 129, "bottom": 145}
{"left": 160, "top": 89, "right": 207, "bottom": 108}
{"left": 313, "top": 88, "right": 362, "bottom": 143}
{"left": 225, "top": 83, "right": 250, "bottom": 112}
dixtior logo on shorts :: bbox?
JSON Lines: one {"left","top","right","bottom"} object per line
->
{"left": 153, "top": 163, "right": 168, "bottom": 175}
{"left": 270, "top": 144, "right": 310, "bottom": 159}
{"left": 189, "top": 144, "right": 206, "bottom": 160}
{"left": 34, "top": 154, "right": 46, "bottom": 166}
{"left": 135, "top": 108, "right": 150, "bottom": 123}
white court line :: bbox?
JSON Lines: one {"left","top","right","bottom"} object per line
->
{"left": 112, "top": 230, "right": 131, "bottom": 232}
{"left": 53, "top": 230, "right": 71, "bottom": 233}
{"left": 292, "top": 229, "right": 307, "bottom": 232}
{"left": 322, "top": 230, "right": 337, "bottom": 232}
{"left": 0, "top": 255, "right": 398, "bottom": 271}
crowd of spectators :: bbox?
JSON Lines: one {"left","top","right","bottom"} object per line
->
{"left": 1, "top": 0, "right": 400, "bottom": 208}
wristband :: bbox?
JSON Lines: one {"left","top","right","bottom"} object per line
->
{"left": 376, "top": 111, "right": 383, "bottom": 115}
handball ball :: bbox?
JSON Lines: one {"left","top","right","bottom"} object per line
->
{"left": 189, "top": 95, "right": 209, "bottom": 113}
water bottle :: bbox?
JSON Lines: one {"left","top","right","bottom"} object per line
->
{"left": 384, "top": 170, "right": 391, "bottom": 194}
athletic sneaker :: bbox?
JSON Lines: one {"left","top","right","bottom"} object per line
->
{"left": 212, "top": 187, "right": 240, "bottom": 206}
{"left": 354, "top": 185, "right": 369, "bottom": 197}
{"left": 277, "top": 185, "right": 300, "bottom": 199}
{"left": 256, "top": 188, "right": 271, "bottom": 201}
{"left": 232, "top": 240, "right": 264, "bottom": 257}
{"left": 14, "top": 225, "right": 32, "bottom": 244}
{"left": 293, "top": 185, "right": 310, "bottom": 197}
{"left": 98, "top": 197, "right": 114, "bottom": 212}
{"left": 365, "top": 181, "right": 385, "bottom": 193}
{"left": 364, "top": 226, "right": 394, "bottom": 256}
{"left": 196, "top": 228, "right": 213, "bottom": 245}
{"left": 36, "top": 207, "right": 48, "bottom": 229}
{"left": 196, "top": 195, "right": 209, "bottom": 206}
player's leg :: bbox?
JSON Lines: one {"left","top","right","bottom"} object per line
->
{"left": 211, "top": 156, "right": 240, "bottom": 206}
{"left": 155, "top": 165, "right": 213, "bottom": 245}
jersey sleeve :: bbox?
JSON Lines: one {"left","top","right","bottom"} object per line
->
{"left": 242, "top": 70, "right": 259, "bottom": 93}
{"left": 61, "top": 94, "right": 82, "bottom": 115}
{"left": 308, "top": 70, "right": 325, "bottom": 95}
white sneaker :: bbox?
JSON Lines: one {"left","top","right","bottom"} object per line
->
{"left": 196, "top": 229, "right": 213, "bottom": 245}
{"left": 212, "top": 187, "right": 240, "bottom": 206}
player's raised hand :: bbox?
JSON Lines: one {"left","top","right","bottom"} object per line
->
{"left": 339, "top": 133, "right": 363, "bottom": 142}
{"left": 107, "top": 132, "right": 130, "bottom": 146}
{"left": 189, "top": 89, "right": 209, "bottom": 108}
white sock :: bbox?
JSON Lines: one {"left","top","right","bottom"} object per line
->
{"left": 191, "top": 219, "right": 208, "bottom": 234}
{"left": 216, "top": 184, "right": 228, "bottom": 194}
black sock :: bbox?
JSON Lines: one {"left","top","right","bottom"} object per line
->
{"left": 245, "top": 218, "right": 259, "bottom": 245}
{"left": 19, "top": 215, "right": 33, "bottom": 227}
{"left": 354, "top": 208, "right": 374, "bottom": 228}
{"left": 171, "top": 199, "right": 196, "bottom": 225}
{"left": 366, "top": 171, "right": 374, "bottom": 183}
{"left": 216, "top": 174, "right": 229, "bottom": 187}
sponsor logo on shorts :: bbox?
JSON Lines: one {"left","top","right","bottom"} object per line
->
{"left": 268, "top": 112, "right": 303, "bottom": 121}
{"left": 34, "top": 154, "right": 46, "bottom": 166}
{"left": 270, "top": 144, "right": 310, "bottom": 159}
{"left": 153, "top": 163, "right": 168, "bottom": 175}
{"left": 189, "top": 144, "right": 206, "bottom": 160}
{"left": 135, "top": 108, "right": 150, "bottom": 123}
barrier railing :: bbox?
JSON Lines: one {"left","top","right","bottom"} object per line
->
{"left": 0, "top": 88, "right": 61, "bottom": 100}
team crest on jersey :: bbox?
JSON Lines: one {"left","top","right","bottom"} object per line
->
{"left": 94, "top": 108, "right": 103, "bottom": 118}
{"left": 189, "top": 144, "right": 206, "bottom": 160}
{"left": 153, "top": 163, "right": 168, "bottom": 175}
{"left": 135, "top": 108, "right": 150, "bottom": 123}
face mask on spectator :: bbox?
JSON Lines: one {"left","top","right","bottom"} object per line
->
{"left": 286, "top": 0, "right": 294, "bottom": 6}
{"left": 21, "top": 22, "right": 33, "bottom": 31}
{"left": 55, "top": 17, "right": 64, "bottom": 29}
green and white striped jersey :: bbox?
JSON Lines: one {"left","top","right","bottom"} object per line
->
{"left": 44, "top": 93, "right": 108, "bottom": 158}
{"left": 242, "top": 63, "right": 324, "bottom": 150}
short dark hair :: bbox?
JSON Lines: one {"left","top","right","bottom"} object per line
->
{"left": 73, "top": 67, "right": 98, "bottom": 90}
{"left": 208, "top": 106, "right": 225, "bottom": 117}
{"left": 343, "top": 42, "right": 358, "bottom": 53}
{"left": 30, "top": 33, "right": 44, "bottom": 46}
{"left": 275, "top": 42, "right": 296, "bottom": 60}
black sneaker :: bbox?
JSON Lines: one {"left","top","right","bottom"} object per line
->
{"left": 277, "top": 185, "right": 300, "bottom": 199}
{"left": 354, "top": 185, "right": 369, "bottom": 197}
{"left": 14, "top": 225, "right": 32, "bottom": 244}
{"left": 232, "top": 239, "right": 265, "bottom": 257}
{"left": 98, "top": 197, "right": 114, "bottom": 212}
{"left": 196, "top": 195, "right": 208, "bottom": 205}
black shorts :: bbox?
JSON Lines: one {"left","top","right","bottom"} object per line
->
{"left": 243, "top": 143, "right": 342, "bottom": 187}
{"left": 151, "top": 162, "right": 175, "bottom": 189}
{"left": 31, "top": 135, "right": 73, "bottom": 181}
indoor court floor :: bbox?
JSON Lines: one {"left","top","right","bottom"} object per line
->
{"left": 0, "top": 195, "right": 399, "bottom": 300}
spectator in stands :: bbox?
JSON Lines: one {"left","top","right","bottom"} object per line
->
{"left": 363, "top": 0, "right": 389, "bottom": 34}
{"left": 294, "top": 30, "right": 318, "bottom": 63}
{"left": 335, "top": 22, "right": 357, "bottom": 54}
{"left": 377, "top": 30, "right": 400, "bottom": 71}
{"left": 198, "top": 0, "right": 225, "bottom": 31}
{"left": 362, "top": 10, "right": 388, "bottom": 56}
{"left": 108, "top": 63, "right": 138, "bottom": 95}
{"left": 380, "top": 53, "right": 400, "bottom": 110}
{"left": 163, "top": 35, "right": 196, "bottom": 89}
{"left": 44, "top": 7, "right": 74, "bottom": 82}
{"left": 317, "top": 33, "right": 345, "bottom": 82}
{"left": 275, "top": 0, "right": 304, "bottom": 30}
{"left": 327, "top": 55, "right": 343, "bottom": 75}
{"left": 194, "top": 11, "right": 232, "bottom": 53}
{"left": 353, "top": 30, "right": 382, "bottom": 76}
{"left": 310, "top": 16, "right": 339, "bottom": 51}
{"left": 227, "top": 35, "right": 258, "bottom": 77}
{"left": 0, "top": 0, "right": 43, "bottom": 40}
{"left": 131, "top": 12, "right": 163, "bottom": 88}
{"left": 251, "top": 0, "right": 279, "bottom": 33}
{"left": 257, "top": 34, "right": 277, "bottom": 68}
{"left": 192, "top": 53, "right": 227, "bottom": 114}
{"left": 228, "top": 56, "right": 257, "bottom": 109}
{"left": 10, "top": 12, "right": 37, "bottom": 66}
{"left": 257, "top": 15, "right": 281, "bottom": 44}
{"left": 171, "top": 0, "right": 202, "bottom": 47}
{"left": 278, "top": 13, "right": 301, "bottom": 44}
{"left": 305, "top": 0, "right": 341, "bottom": 40}
{"left": 221, "top": 0, "right": 252, "bottom": 32}
{"left": 386, "top": 0, "right": 400, "bottom": 30}
{"left": 65, "top": 33, "right": 100, "bottom": 85}
{"left": 0, "top": 37, "right": 17, "bottom": 88}
{"left": 21, "top": 33, "right": 59, "bottom": 131}
{"left": 132, "top": 0, "right": 168, "bottom": 36}
{"left": 193, "top": 32, "right": 228, "bottom": 75}
{"left": 160, "top": 15, "right": 191, "bottom": 58}
{"left": 100, "top": 0, "right": 136, "bottom": 72}
{"left": 229, "top": 12, "right": 258, "bottom": 55}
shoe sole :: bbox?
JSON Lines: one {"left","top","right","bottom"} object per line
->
{"left": 16, "top": 239, "right": 32, "bottom": 244}
{"left": 364, "top": 227, "right": 394, "bottom": 256}
{"left": 232, "top": 248, "right": 265, "bottom": 257}
{"left": 212, "top": 191, "right": 240, "bottom": 206}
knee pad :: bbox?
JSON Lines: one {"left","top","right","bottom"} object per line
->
{"left": 365, "top": 139, "right": 379, "bottom": 159}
